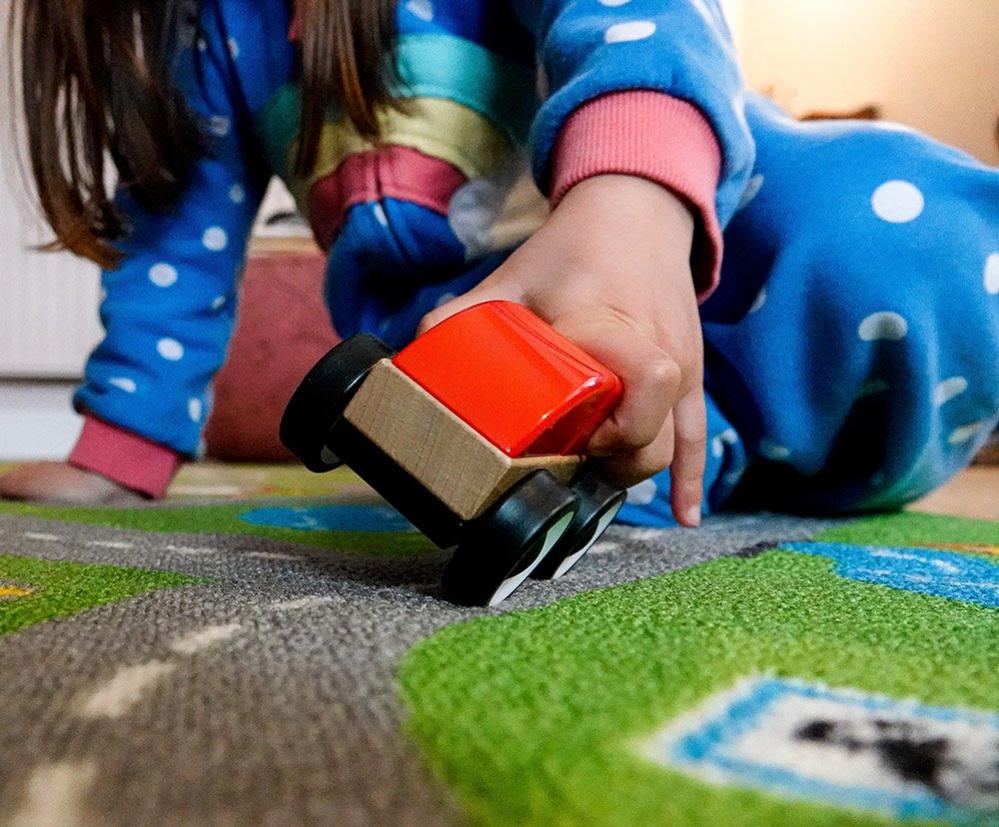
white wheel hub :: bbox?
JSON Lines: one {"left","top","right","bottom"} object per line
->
{"left": 488, "top": 511, "right": 575, "bottom": 606}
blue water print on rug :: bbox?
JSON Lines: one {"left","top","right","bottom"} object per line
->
{"left": 641, "top": 677, "right": 999, "bottom": 822}
{"left": 240, "top": 505, "right": 416, "bottom": 533}
{"left": 780, "top": 542, "right": 999, "bottom": 609}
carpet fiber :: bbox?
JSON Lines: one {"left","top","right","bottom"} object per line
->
{"left": 0, "top": 464, "right": 995, "bottom": 825}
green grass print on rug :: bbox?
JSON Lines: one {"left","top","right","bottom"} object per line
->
{"left": 400, "top": 513, "right": 999, "bottom": 826}
{"left": 0, "top": 501, "right": 434, "bottom": 558}
{"left": 0, "top": 554, "right": 203, "bottom": 635}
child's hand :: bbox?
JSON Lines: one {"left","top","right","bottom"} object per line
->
{"left": 418, "top": 174, "right": 706, "bottom": 527}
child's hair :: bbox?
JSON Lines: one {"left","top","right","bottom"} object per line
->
{"left": 10, "top": 0, "right": 396, "bottom": 268}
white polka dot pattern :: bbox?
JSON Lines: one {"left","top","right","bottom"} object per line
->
{"left": 747, "top": 286, "right": 766, "bottom": 314}
{"left": 604, "top": 21, "right": 656, "bottom": 43}
{"left": 711, "top": 428, "right": 738, "bottom": 459}
{"left": 985, "top": 253, "right": 999, "bottom": 295}
{"left": 626, "top": 478, "right": 657, "bottom": 505}
{"left": 948, "top": 421, "right": 986, "bottom": 445}
{"left": 858, "top": 312, "right": 908, "bottom": 342}
{"left": 108, "top": 377, "right": 137, "bottom": 394}
{"left": 149, "top": 264, "right": 178, "bottom": 288}
{"left": 871, "top": 180, "right": 924, "bottom": 223}
{"left": 208, "top": 116, "right": 231, "bottom": 138}
{"left": 760, "top": 440, "right": 790, "bottom": 461}
{"left": 737, "top": 174, "right": 764, "bottom": 210}
{"left": 202, "top": 227, "right": 228, "bottom": 252}
{"left": 405, "top": 0, "right": 434, "bottom": 22}
{"left": 157, "top": 338, "right": 185, "bottom": 361}
{"left": 933, "top": 376, "right": 967, "bottom": 406}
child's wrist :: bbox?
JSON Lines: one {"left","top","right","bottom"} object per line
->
{"left": 558, "top": 173, "right": 695, "bottom": 251}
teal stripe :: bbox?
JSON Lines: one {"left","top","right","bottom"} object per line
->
{"left": 257, "top": 84, "right": 302, "bottom": 179}
{"left": 256, "top": 34, "right": 536, "bottom": 174}
{"left": 394, "top": 34, "right": 536, "bottom": 146}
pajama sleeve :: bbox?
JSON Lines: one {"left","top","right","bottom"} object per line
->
{"left": 513, "top": 0, "right": 756, "bottom": 295}
{"left": 70, "top": 0, "right": 294, "bottom": 494}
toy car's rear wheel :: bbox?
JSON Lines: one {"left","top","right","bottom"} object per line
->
{"left": 442, "top": 470, "right": 579, "bottom": 607}
{"left": 531, "top": 467, "right": 625, "bottom": 580}
{"left": 280, "top": 334, "right": 395, "bottom": 472}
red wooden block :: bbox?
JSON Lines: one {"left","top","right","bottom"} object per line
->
{"left": 392, "top": 301, "right": 622, "bottom": 457}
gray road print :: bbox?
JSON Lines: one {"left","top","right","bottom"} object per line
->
{"left": 0, "top": 511, "right": 834, "bottom": 825}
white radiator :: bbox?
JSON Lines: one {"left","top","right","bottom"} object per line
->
{"left": 0, "top": 34, "right": 102, "bottom": 380}
{"left": 0, "top": 231, "right": 102, "bottom": 379}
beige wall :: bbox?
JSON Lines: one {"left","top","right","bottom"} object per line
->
{"left": 733, "top": 0, "right": 999, "bottom": 164}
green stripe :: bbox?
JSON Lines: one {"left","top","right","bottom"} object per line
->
{"left": 257, "top": 84, "right": 303, "bottom": 179}
{"left": 394, "top": 34, "right": 536, "bottom": 146}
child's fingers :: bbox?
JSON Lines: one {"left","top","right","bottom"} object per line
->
{"left": 668, "top": 388, "right": 707, "bottom": 527}
{"left": 574, "top": 322, "right": 680, "bottom": 457}
{"left": 598, "top": 413, "right": 675, "bottom": 487}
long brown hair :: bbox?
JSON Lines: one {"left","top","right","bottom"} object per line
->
{"left": 10, "top": 0, "right": 396, "bottom": 269}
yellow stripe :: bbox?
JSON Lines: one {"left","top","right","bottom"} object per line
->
{"left": 0, "top": 585, "right": 33, "bottom": 599}
{"left": 287, "top": 98, "right": 514, "bottom": 204}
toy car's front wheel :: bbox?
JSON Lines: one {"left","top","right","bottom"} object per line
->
{"left": 280, "top": 334, "right": 395, "bottom": 472}
{"left": 442, "top": 471, "right": 579, "bottom": 607}
{"left": 531, "top": 467, "right": 625, "bottom": 580}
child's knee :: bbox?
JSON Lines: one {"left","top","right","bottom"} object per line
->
{"left": 723, "top": 113, "right": 999, "bottom": 512}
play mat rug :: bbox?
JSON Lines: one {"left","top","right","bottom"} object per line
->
{"left": 0, "top": 463, "right": 995, "bottom": 825}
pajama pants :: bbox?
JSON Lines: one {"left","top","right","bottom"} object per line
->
{"left": 330, "top": 94, "right": 999, "bottom": 527}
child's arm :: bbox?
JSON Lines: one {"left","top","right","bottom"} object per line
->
{"left": 0, "top": 0, "right": 293, "bottom": 503}
{"left": 422, "top": 0, "right": 753, "bottom": 525}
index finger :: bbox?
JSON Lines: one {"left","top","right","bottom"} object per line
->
{"left": 669, "top": 388, "right": 707, "bottom": 526}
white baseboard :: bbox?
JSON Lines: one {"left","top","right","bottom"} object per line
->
{"left": 0, "top": 382, "right": 83, "bottom": 460}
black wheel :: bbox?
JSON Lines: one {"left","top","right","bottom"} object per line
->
{"left": 531, "top": 466, "right": 625, "bottom": 580}
{"left": 442, "top": 471, "right": 579, "bottom": 607}
{"left": 279, "top": 334, "right": 395, "bottom": 472}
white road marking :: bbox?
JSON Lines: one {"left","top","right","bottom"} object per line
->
{"left": 76, "top": 660, "right": 176, "bottom": 719}
{"left": 74, "top": 623, "right": 243, "bottom": 720}
{"left": 246, "top": 551, "right": 299, "bottom": 562}
{"left": 164, "top": 544, "right": 218, "bottom": 555}
{"left": 269, "top": 596, "right": 335, "bottom": 612}
{"left": 10, "top": 760, "right": 98, "bottom": 827}
{"left": 85, "top": 540, "right": 134, "bottom": 550}
{"left": 23, "top": 532, "right": 62, "bottom": 542}
{"left": 168, "top": 623, "right": 243, "bottom": 655}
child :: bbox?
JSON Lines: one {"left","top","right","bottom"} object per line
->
{"left": 2, "top": 0, "right": 997, "bottom": 530}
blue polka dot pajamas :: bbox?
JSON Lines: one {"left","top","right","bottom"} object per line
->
{"left": 74, "top": 0, "right": 999, "bottom": 523}
{"left": 620, "top": 95, "right": 999, "bottom": 525}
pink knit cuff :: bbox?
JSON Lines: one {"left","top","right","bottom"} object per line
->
{"left": 551, "top": 90, "right": 724, "bottom": 299}
{"left": 69, "top": 415, "right": 183, "bottom": 500}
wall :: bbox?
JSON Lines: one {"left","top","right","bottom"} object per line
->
{"left": 736, "top": 0, "right": 999, "bottom": 163}
{"left": 0, "top": 32, "right": 102, "bottom": 378}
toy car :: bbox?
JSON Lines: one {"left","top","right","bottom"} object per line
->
{"left": 279, "top": 300, "right": 626, "bottom": 606}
